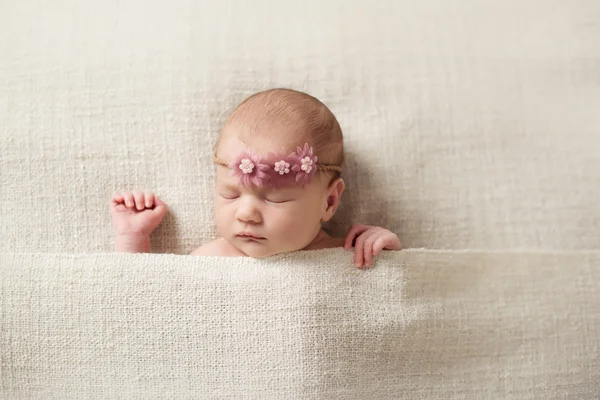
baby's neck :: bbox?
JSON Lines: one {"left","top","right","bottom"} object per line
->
{"left": 302, "top": 230, "right": 344, "bottom": 251}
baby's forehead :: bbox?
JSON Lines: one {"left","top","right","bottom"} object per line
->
{"left": 217, "top": 128, "right": 298, "bottom": 159}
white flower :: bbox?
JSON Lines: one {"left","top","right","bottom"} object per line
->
{"left": 239, "top": 159, "right": 254, "bottom": 174}
{"left": 274, "top": 160, "right": 290, "bottom": 175}
{"left": 300, "top": 156, "right": 313, "bottom": 173}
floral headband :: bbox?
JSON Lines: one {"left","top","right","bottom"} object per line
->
{"left": 213, "top": 143, "right": 342, "bottom": 187}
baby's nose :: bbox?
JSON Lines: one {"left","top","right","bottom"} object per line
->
{"left": 235, "top": 198, "right": 262, "bottom": 223}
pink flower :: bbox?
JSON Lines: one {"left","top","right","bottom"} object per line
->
{"left": 228, "top": 151, "right": 270, "bottom": 187}
{"left": 274, "top": 160, "right": 291, "bottom": 175}
{"left": 239, "top": 159, "right": 255, "bottom": 174}
{"left": 291, "top": 143, "right": 318, "bottom": 185}
{"left": 300, "top": 157, "right": 314, "bottom": 173}
{"left": 262, "top": 151, "right": 299, "bottom": 187}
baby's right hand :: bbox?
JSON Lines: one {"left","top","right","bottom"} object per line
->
{"left": 110, "top": 191, "right": 168, "bottom": 236}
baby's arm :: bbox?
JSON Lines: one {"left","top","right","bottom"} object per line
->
{"left": 110, "top": 191, "right": 167, "bottom": 253}
{"left": 115, "top": 233, "right": 151, "bottom": 253}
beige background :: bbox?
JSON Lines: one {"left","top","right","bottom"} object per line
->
{"left": 1, "top": 0, "right": 599, "bottom": 254}
{"left": 2, "top": 2, "right": 600, "bottom": 396}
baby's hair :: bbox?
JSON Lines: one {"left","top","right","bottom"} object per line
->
{"left": 216, "top": 88, "right": 344, "bottom": 182}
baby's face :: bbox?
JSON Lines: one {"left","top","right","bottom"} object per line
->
{"left": 214, "top": 135, "right": 329, "bottom": 258}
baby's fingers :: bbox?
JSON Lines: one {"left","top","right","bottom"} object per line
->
{"left": 354, "top": 229, "right": 378, "bottom": 268}
{"left": 111, "top": 193, "right": 124, "bottom": 205}
{"left": 132, "top": 191, "right": 146, "bottom": 210}
{"left": 122, "top": 192, "right": 135, "bottom": 208}
{"left": 373, "top": 232, "right": 403, "bottom": 256}
{"left": 344, "top": 224, "right": 371, "bottom": 249}
{"left": 152, "top": 197, "right": 168, "bottom": 216}
{"left": 363, "top": 232, "right": 384, "bottom": 267}
{"left": 144, "top": 192, "right": 155, "bottom": 208}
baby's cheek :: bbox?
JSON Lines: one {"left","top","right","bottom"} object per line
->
{"left": 214, "top": 205, "right": 234, "bottom": 235}
{"left": 275, "top": 209, "right": 317, "bottom": 241}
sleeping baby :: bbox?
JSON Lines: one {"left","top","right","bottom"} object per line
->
{"left": 110, "top": 88, "right": 401, "bottom": 268}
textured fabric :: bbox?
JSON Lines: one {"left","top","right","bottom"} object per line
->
{"left": 1, "top": 249, "right": 599, "bottom": 399}
{"left": 1, "top": 0, "right": 599, "bottom": 253}
{"left": 1, "top": 3, "right": 599, "bottom": 397}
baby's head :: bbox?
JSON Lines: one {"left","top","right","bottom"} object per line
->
{"left": 213, "top": 88, "right": 345, "bottom": 257}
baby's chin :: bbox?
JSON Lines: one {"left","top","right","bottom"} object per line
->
{"left": 239, "top": 246, "right": 281, "bottom": 259}
{"left": 232, "top": 239, "right": 300, "bottom": 259}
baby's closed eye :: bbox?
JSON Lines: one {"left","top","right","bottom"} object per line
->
{"left": 218, "top": 191, "right": 292, "bottom": 203}
{"left": 262, "top": 188, "right": 297, "bottom": 204}
{"left": 218, "top": 192, "right": 240, "bottom": 200}
{"left": 264, "top": 196, "right": 292, "bottom": 204}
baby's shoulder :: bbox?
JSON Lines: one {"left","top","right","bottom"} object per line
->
{"left": 304, "top": 235, "right": 345, "bottom": 251}
{"left": 324, "top": 236, "right": 345, "bottom": 249}
{"left": 189, "top": 237, "right": 245, "bottom": 257}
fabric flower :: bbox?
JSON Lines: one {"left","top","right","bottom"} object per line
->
{"left": 228, "top": 151, "right": 270, "bottom": 187}
{"left": 265, "top": 151, "right": 299, "bottom": 187}
{"left": 291, "top": 143, "right": 318, "bottom": 185}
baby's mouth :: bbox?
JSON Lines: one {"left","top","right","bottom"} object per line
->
{"left": 237, "top": 233, "right": 266, "bottom": 240}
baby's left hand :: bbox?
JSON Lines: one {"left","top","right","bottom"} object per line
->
{"left": 344, "top": 224, "right": 402, "bottom": 269}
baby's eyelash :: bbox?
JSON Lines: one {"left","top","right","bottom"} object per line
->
{"left": 218, "top": 191, "right": 292, "bottom": 203}
{"left": 264, "top": 197, "right": 292, "bottom": 204}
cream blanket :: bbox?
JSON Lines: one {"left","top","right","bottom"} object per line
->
{"left": 1, "top": 1, "right": 599, "bottom": 397}
{"left": 2, "top": 249, "right": 599, "bottom": 399}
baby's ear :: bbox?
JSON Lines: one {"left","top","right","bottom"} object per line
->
{"left": 322, "top": 178, "right": 345, "bottom": 222}
{"left": 329, "top": 178, "right": 345, "bottom": 204}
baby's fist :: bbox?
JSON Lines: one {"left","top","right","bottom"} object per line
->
{"left": 344, "top": 224, "right": 402, "bottom": 269}
{"left": 110, "top": 191, "right": 167, "bottom": 236}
